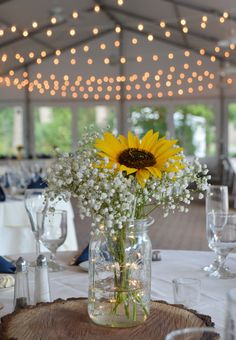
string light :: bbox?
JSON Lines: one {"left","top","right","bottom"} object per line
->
{"left": 138, "top": 24, "right": 144, "bottom": 31}
{"left": 32, "top": 21, "right": 38, "bottom": 28}
{"left": 94, "top": 4, "right": 100, "bottom": 12}
{"left": 93, "top": 27, "right": 99, "bottom": 35}
{"left": 51, "top": 17, "right": 57, "bottom": 24}
{"left": 165, "top": 31, "right": 171, "bottom": 38}
{"left": 72, "top": 11, "right": 79, "bottom": 19}
{"left": 147, "top": 34, "right": 154, "bottom": 41}
{"left": 160, "top": 21, "right": 166, "bottom": 28}
{"left": 22, "top": 30, "right": 28, "bottom": 37}
{"left": 115, "top": 26, "right": 121, "bottom": 33}
{"left": 46, "top": 29, "right": 52, "bottom": 37}
{"left": 223, "top": 11, "right": 229, "bottom": 19}
{"left": 69, "top": 28, "right": 76, "bottom": 36}
{"left": 0, "top": 5, "right": 224, "bottom": 100}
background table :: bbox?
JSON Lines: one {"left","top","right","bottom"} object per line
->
{"left": 0, "top": 197, "right": 78, "bottom": 254}
{"left": 0, "top": 250, "right": 235, "bottom": 336}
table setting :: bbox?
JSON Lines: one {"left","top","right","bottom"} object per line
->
{"left": 0, "top": 128, "right": 236, "bottom": 339}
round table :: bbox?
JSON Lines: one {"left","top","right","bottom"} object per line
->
{"left": 0, "top": 249, "right": 235, "bottom": 336}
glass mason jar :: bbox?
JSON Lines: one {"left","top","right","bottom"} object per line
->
{"left": 88, "top": 218, "right": 153, "bottom": 328}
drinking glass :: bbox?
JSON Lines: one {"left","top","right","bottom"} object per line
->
{"left": 37, "top": 210, "right": 67, "bottom": 272}
{"left": 24, "top": 188, "right": 47, "bottom": 264}
{"left": 165, "top": 327, "right": 219, "bottom": 340}
{"left": 172, "top": 278, "right": 201, "bottom": 309}
{"left": 224, "top": 287, "right": 236, "bottom": 340}
{"left": 208, "top": 212, "right": 236, "bottom": 279}
{"left": 203, "top": 185, "right": 228, "bottom": 272}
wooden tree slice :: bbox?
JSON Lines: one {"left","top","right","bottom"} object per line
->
{"left": 0, "top": 298, "right": 215, "bottom": 340}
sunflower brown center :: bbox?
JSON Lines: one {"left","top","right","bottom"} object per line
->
{"left": 118, "top": 148, "right": 156, "bottom": 169}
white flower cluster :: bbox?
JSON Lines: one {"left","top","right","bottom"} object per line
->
{"left": 46, "top": 129, "right": 210, "bottom": 229}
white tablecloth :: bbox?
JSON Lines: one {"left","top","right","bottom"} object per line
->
{"left": 0, "top": 198, "right": 78, "bottom": 254}
{"left": 0, "top": 250, "right": 235, "bottom": 336}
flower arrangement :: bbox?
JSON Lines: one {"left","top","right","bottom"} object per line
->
{"left": 46, "top": 128, "right": 210, "bottom": 327}
{"left": 46, "top": 128, "right": 210, "bottom": 225}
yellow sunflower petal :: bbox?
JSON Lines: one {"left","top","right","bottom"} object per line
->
{"left": 103, "top": 132, "right": 126, "bottom": 153}
{"left": 97, "top": 152, "right": 117, "bottom": 162}
{"left": 136, "top": 169, "right": 150, "bottom": 188}
{"left": 120, "top": 165, "right": 137, "bottom": 175}
{"left": 146, "top": 131, "right": 160, "bottom": 151}
{"left": 118, "top": 134, "right": 129, "bottom": 148}
{"left": 157, "top": 147, "right": 183, "bottom": 162}
{"left": 154, "top": 140, "right": 178, "bottom": 157}
{"left": 147, "top": 166, "right": 162, "bottom": 178}
{"left": 140, "top": 130, "right": 154, "bottom": 149}
{"left": 128, "top": 131, "right": 140, "bottom": 148}
{"left": 150, "top": 138, "right": 168, "bottom": 155}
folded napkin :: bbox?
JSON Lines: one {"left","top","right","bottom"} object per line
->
{"left": 0, "top": 256, "right": 16, "bottom": 273}
{"left": 0, "top": 186, "right": 6, "bottom": 202}
{"left": 71, "top": 244, "right": 112, "bottom": 266}
{"left": 72, "top": 245, "right": 89, "bottom": 265}
{"left": 27, "top": 176, "right": 48, "bottom": 189}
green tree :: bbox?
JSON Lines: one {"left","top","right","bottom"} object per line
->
{"left": 129, "top": 106, "right": 167, "bottom": 139}
{"left": 0, "top": 108, "right": 14, "bottom": 156}
{"left": 35, "top": 107, "right": 72, "bottom": 155}
{"left": 175, "top": 104, "right": 215, "bottom": 156}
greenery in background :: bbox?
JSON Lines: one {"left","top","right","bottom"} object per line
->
{"left": 174, "top": 104, "right": 216, "bottom": 156}
{"left": 129, "top": 106, "right": 167, "bottom": 139}
{"left": 228, "top": 103, "right": 236, "bottom": 156}
{"left": 0, "top": 108, "right": 14, "bottom": 156}
{"left": 34, "top": 107, "right": 72, "bottom": 155}
{"left": 129, "top": 104, "right": 216, "bottom": 157}
{"left": 77, "top": 106, "right": 117, "bottom": 138}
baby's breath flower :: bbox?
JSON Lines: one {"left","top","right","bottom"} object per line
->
{"left": 46, "top": 129, "right": 210, "bottom": 229}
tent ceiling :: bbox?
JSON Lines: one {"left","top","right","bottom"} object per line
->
{"left": 0, "top": 0, "right": 235, "bottom": 100}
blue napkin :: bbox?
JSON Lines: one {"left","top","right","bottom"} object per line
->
{"left": 73, "top": 245, "right": 89, "bottom": 265}
{"left": 27, "top": 176, "right": 48, "bottom": 189}
{"left": 0, "top": 256, "right": 16, "bottom": 273}
{"left": 0, "top": 186, "right": 5, "bottom": 202}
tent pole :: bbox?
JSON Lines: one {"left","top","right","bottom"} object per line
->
{"left": 118, "top": 30, "right": 125, "bottom": 134}
{"left": 219, "top": 61, "right": 227, "bottom": 181}
{"left": 24, "top": 66, "right": 34, "bottom": 158}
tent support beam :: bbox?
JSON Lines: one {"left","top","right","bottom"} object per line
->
{"left": 93, "top": 0, "right": 126, "bottom": 133}
{"left": 124, "top": 25, "right": 235, "bottom": 65}
{"left": 163, "top": 0, "right": 236, "bottom": 23}
{"left": 0, "top": 20, "right": 66, "bottom": 51}
{"left": 23, "top": 66, "right": 34, "bottom": 158}
{"left": 102, "top": 4, "right": 219, "bottom": 44}
{"left": 171, "top": 1, "right": 189, "bottom": 48}
{"left": 0, "top": 28, "right": 114, "bottom": 76}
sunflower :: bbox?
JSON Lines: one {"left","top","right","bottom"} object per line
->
{"left": 95, "top": 130, "right": 184, "bottom": 187}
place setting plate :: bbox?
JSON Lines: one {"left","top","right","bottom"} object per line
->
{"left": 78, "top": 261, "right": 89, "bottom": 272}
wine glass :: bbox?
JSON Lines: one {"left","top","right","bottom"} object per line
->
{"left": 165, "top": 327, "right": 219, "bottom": 340}
{"left": 37, "top": 209, "right": 67, "bottom": 272}
{"left": 208, "top": 212, "right": 236, "bottom": 279}
{"left": 224, "top": 287, "right": 236, "bottom": 340}
{"left": 24, "top": 188, "right": 47, "bottom": 265}
{"left": 203, "top": 185, "right": 228, "bottom": 272}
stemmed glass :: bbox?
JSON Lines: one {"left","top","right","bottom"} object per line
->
{"left": 165, "top": 327, "right": 219, "bottom": 340}
{"left": 208, "top": 212, "right": 236, "bottom": 279}
{"left": 203, "top": 185, "right": 228, "bottom": 272}
{"left": 37, "top": 209, "right": 67, "bottom": 272}
{"left": 24, "top": 188, "right": 47, "bottom": 265}
{"left": 224, "top": 287, "right": 236, "bottom": 340}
